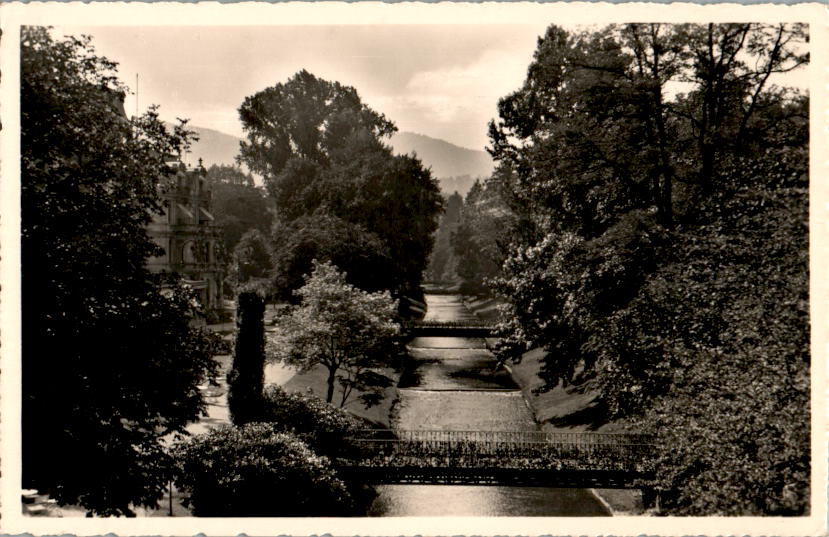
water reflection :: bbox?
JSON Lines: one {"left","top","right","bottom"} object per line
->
{"left": 369, "top": 485, "right": 610, "bottom": 516}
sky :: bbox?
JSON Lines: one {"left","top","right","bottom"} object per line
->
{"left": 59, "top": 25, "right": 555, "bottom": 151}
{"left": 57, "top": 24, "right": 808, "bottom": 153}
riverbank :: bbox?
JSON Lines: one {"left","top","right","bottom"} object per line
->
{"left": 506, "top": 347, "right": 645, "bottom": 515}
{"left": 460, "top": 293, "right": 645, "bottom": 515}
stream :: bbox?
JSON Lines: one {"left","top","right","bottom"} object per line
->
{"left": 367, "top": 294, "right": 610, "bottom": 516}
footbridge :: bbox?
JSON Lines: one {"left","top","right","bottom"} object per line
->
{"left": 337, "top": 429, "right": 656, "bottom": 488}
{"left": 404, "top": 320, "right": 496, "bottom": 338}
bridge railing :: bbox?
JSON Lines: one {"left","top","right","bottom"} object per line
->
{"left": 404, "top": 320, "right": 495, "bottom": 329}
{"left": 341, "top": 429, "right": 657, "bottom": 473}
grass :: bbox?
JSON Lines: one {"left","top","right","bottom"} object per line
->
{"left": 278, "top": 364, "right": 401, "bottom": 428}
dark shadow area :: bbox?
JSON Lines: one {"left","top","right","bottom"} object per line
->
{"left": 397, "top": 358, "right": 439, "bottom": 388}
{"left": 446, "top": 367, "right": 518, "bottom": 390}
{"left": 546, "top": 397, "right": 610, "bottom": 431}
{"left": 399, "top": 355, "right": 518, "bottom": 390}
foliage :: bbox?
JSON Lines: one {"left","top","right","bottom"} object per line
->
{"left": 21, "top": 27, "right": 220, "bottom": 516}
{"left": 171, "top": 423, "right": 353, "bottom": 516}
{"left": 228, "top": 228, "right": 274, "bottom": 293}
{"left": 227, "top": 291, "right": 266, "bottom": 424}
{"left": 269, "top": 214, "right": 394, "bottom": 302}
{"left": 629, "top": 149, "right": 809, "bottom": 515}
{"left": 426, "top": 192, "right": 463, "bottom": 282}
{"left": 488, "top": 23, "right": 809, "bottom": 515}
{"left": 451, "top": 178, "right": 514, "bottom": 294}
{"left": 238, "top": 69, "right": 396, "bottom": 184}
{"left": 238, "top": 70, "right": 443, "bottom": 297}
{"left": 268, "top": 261, "right": 399, "bottom": 406}
{"left": 259, "top": 385, "right": 361, "bottom": 458}
{"left": 204, "top": 164, "right": 272, "bottom": 270}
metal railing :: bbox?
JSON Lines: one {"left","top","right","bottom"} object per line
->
{"left": 406, "top": 320, "right": 495, "bottom": 329}
{"left": 340, "top": 429, "right": 657, "bottom": 473}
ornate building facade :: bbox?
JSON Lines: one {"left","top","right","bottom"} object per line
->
{"left": 147, "top": 164, "right": 223, "bottom": 311}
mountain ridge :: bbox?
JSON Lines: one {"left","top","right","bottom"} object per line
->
{"left": 178, "top": 123, "right": 493, "bottom": 195}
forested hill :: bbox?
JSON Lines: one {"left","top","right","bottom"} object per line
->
{"left": 389, "top": 132, "right": 494, "bottom": 193}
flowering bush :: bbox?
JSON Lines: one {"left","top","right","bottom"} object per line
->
{"left": 172, "top": 423, "right": 352, "bottom": 516}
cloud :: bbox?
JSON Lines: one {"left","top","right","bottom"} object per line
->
{"left": 370, "top": 45, "right": 537, "bottom": 148}
{"left": 407, "top": 47, "right": 530, "bottom": 122}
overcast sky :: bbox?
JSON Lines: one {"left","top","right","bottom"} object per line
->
{"left": 59, "top": 25, "right": 557, "bottom": 151}
{"left": 57, "top": 23, "right": 808, "bottom": 152}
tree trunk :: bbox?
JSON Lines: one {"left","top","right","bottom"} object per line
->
{"left": 326, "top": 367, "right": 337, "bottom": 404}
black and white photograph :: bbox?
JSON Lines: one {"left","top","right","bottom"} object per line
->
{"left": 1, "top": 2, "right": 826, "bottom": 535}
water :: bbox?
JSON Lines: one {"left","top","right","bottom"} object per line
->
{"left": 368, "top": 293, "right": 610, "bottom": 516}
{"left": 368, "top": 484, "right": 610, "bottom": 516}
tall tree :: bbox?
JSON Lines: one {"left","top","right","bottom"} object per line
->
{"left": 238, "top": 69, "right": 396, "bottom": 190}
{"left": 488, "top": 23, "right": 809, "bottom": 515}
{"left": 21, "top": 27, "right": 219, "bottom": 515}
{"left": 268, "top": 261, "right": 399, "bottom": 406}
{"left": 675, "top": 23, "right": 808, "bottom": 192}
{"left": 226, "top": 290, "right": 266, "bottom": 425}
{"left": 238, "top": 71, "right": 443, "bottom": 298}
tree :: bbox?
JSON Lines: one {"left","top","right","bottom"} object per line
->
{"left": 426, "top": 191, "right": 463, "bottom": 282}
{"left": 238, "top": 69, "right": 396, "bottom": 189}
{"left": 230, "top": 228, "right": 274, "bottom": 292}
{"left": 269, "top": 214, "right": 394, "bottom": 302}
{"left": 204, "top": 164, "right": 272, "bottom": 276}
{"left": 21, "top": 27, "right": 219, "bottom": 515}
{"left": 451, "top": 178, "right": 514, "bottom": 294}
{"left": 226, "top": 290, "right": 266, "bottom": 425}
{"left": 488, "top": 23, "right": 809, "bottom": 514}
{"left": 238, "top": 71, "right": 443, "bottom": 297}
{"left": 674, "top": 23, "right": 808, "bottom": 192}
{"left": 268, "top": 261, "right": 399, "bottom": 405}
{"left": 172, "top": 423, "right": 353, "bottom": 516}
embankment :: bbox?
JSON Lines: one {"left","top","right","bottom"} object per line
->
{"left": 463, "top": 294, "right": 645, "bottom": 515}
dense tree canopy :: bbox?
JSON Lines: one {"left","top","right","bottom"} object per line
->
{"left": 21, "top": 27, "right": 219, "bottom": 515}
{"left": 259, "top": 385, "right": 361, "bottom": 458}
{"left": 204, "top": 164, "right": 272, "bottom": 267}
{"left": 426, "top": 191, "right": 463, "bottom": 282}
{"left": 269, "top": 214, "right": 395, "bottom": 302}
{"left": 488, "top": 23, "right": 809, "bottom": 515}
{"left": 451, "top": 178, "right": 514, "bottom": 294}
{"left": 238, "top": 71, "right": 443, "bottom": 298}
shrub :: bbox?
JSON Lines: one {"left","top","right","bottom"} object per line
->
{"left": 260, "top": 386, "right": 361, "bottom": 458}
{"left": 172, "top": 423, "right": 352, "bottom": 516}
